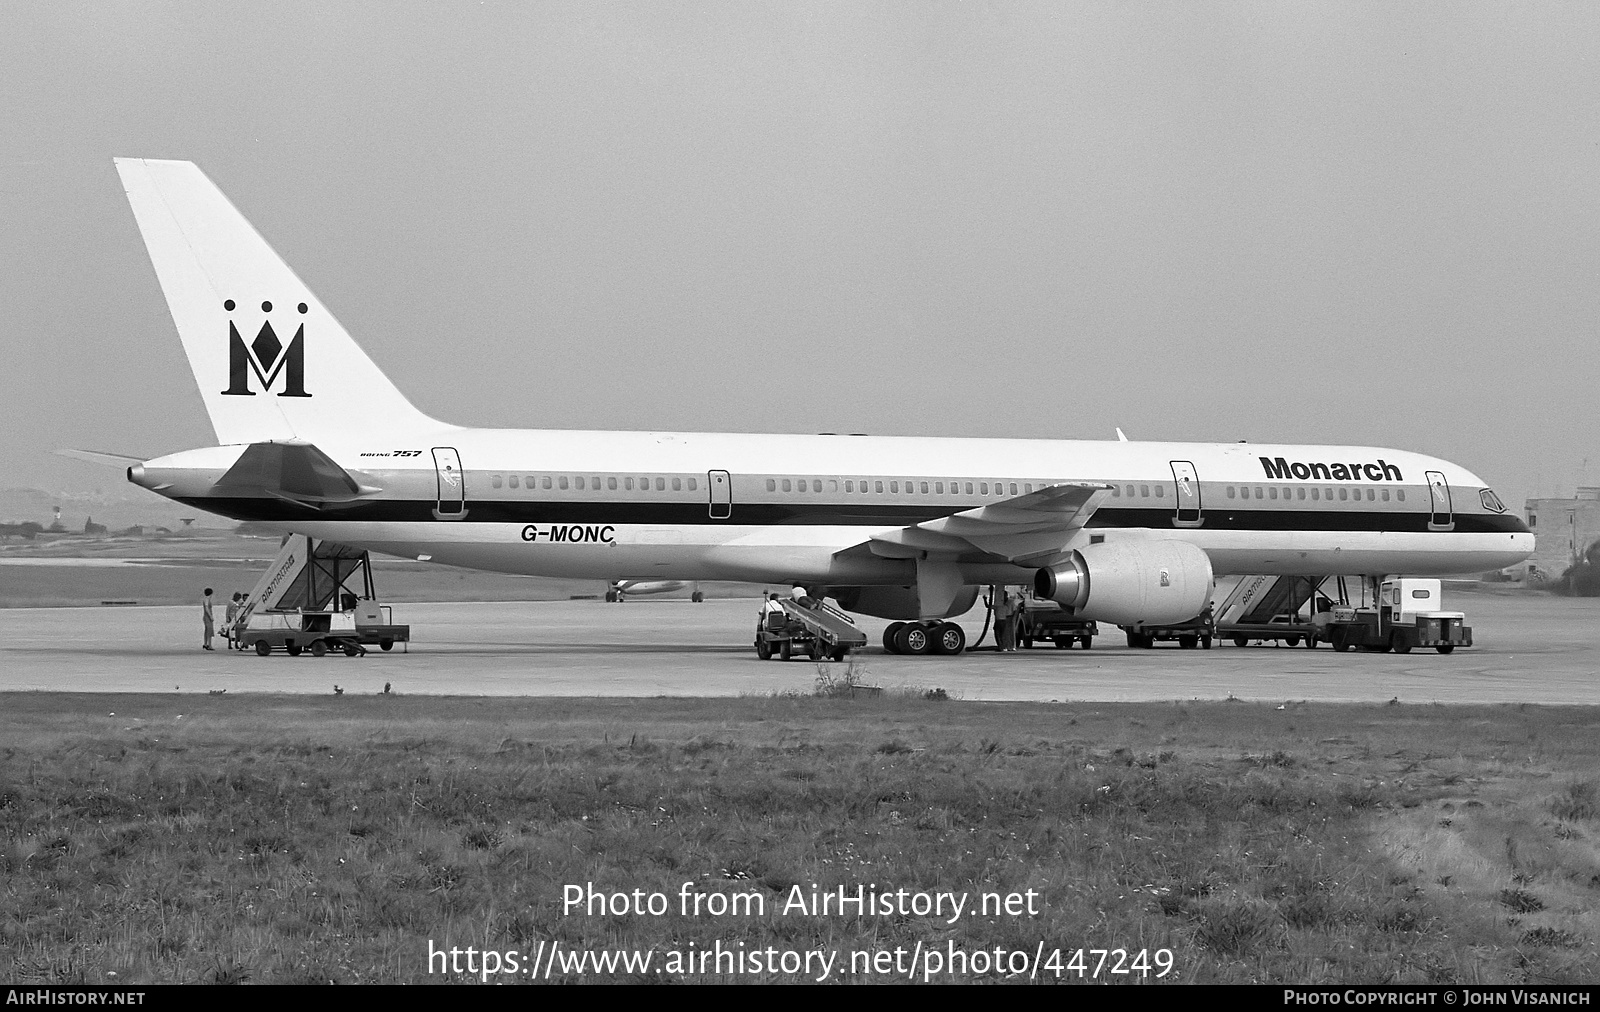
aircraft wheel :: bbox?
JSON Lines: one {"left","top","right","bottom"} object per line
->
{"left": 933, "top": 622, "right": 965, "bottom": 656}
{"left": 1200, "top": 635, "right": 1212, "bottom": 650}
{"left": 605, "top": 590, "right": 618, "bottom": 602}
{"left": 380, "top": 639, "right": 394, "bottom": 651}
{"left": 756, "top": 639, "right": 772, "bottom": 660}
{"left": 896, "top": 623, "right": 932, "bottom": 655}
{"left": 286, "top": 642, "right": 303, "bottom": 657}
{"left": 691, "top": 591, "right": 704, "bottom": 603}
{"left": 310, "top": 640, "right": 328, "bottom": 658}
{"left": 1178, "top": 635, "right": 1198, "bottom": 650}
{"left": 1436, "top": 645, "right": 1455, "bottom": 654}
{"left": 883, "top": 622, "right": 905, "bottom": 654}
{"left": 254, "top": 640, "right": 271, "bottom": 657}
{"left": 1233, "top": 635, "right": 1249, "bottom": 648}
{"left": 780, "top": 640, "right": 792, "bottom": 661}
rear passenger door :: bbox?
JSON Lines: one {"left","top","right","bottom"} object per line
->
{"left": 708, "top": 470, "right": 732, "bottom": 519}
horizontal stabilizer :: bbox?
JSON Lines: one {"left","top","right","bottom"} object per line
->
{"left": 56, "top": 449, "right": 145, "bottom": 468}
{"left": 213, "top": 441, "right": 377, "bottom": 506}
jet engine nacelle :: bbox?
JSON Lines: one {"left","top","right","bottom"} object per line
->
{"left": 1034, "top": 540, "right": 1213, "bottom": 627}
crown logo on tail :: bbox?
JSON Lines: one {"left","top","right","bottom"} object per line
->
{"left": 221, "top": 299, "right": 312, "bottom": 397}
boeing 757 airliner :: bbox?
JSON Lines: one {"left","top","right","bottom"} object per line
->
{"left": 100, "top": 159, "right": 1533, "bottom": 655}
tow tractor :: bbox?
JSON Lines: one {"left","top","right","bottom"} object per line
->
{"left": 1315, "top": 578, "right": 1471, "bottom": 654}
{"left": 232, "top": 536, "right": 410, "bottom": 657}
{"left": 754, "top": 596, "right": 868, "bottom": 661}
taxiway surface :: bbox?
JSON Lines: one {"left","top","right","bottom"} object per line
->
{"left": 1, "top": 592, "right": 1596, "bottom": 702}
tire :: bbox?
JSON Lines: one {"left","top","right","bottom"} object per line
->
{"left": 1233, "top": 635, "right": 1249, "bottom": 648}
{"left": 1285, "top": 635, "right": 1301, "bottom": 647}
{"left": 1332, "top": 637, "right": 1350, "bottom": 653}
{"left": 1178, "top": 635, "right": 1198, "bottom": 650}
{"left": 310, "top": 640, "right": 328, "bottom": 658}
{"left": 897, "top": 623, "right": 932, "bottom": 655}
{"left": 254, "top": 640, "right": 270, "bottom": 657}
{"left": 883, "top": 622, "right": 905, "bottom": 654}
{"left": 831, "top": 646, "right": 847, "bottom": 662}
{"left": 380, "top": 639, "right": 394, "bottom": 651}
{"left": 756, "top": 639, "right": 772, "bottom": 660}
{"left": 1126, "top": 630, "right": 1141, "bottom": 648}
{"left": 1304, "top": 636, "right": 1317, "bottom": 649}
{"left": 343, "top": 644, "right": 361, "bottom": 657}
{"left": 691, "top": 591, "right": 704, "bottom": 603}
{"left": 1200, "top": 636, "right": 1212, "bottom": 650}
{"left": 780, "top": 640, "right": 792, "bottom": 662}
{"left": 807, "top": 642, "right": 821, "bottom": 661}
{"left": 1391, "top": 632, "right": 1412, "bottom": 655}
{"left": 605, "top": 590, "right": 618, "bottom": 602}
{"left": 286, "top": 642, "right": 303, "bottom": 657}
{"left": 933, "top": 622, "right": 966, "bottom": 656}
{"left": 1080, "top": 637, "right": 1092, "bottom": 650}
{"left": 1436, "top": 645, "right": 1455, "bottom": 654}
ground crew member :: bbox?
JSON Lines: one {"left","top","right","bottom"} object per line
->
{"left": 994, "top": 588, "right": 1016, "bottom": 652}
{"left": 224, "top": 592, "right": 241, "bottom": 648}
{"left": 201, "top": 587, "right": 215, "bottom": 651}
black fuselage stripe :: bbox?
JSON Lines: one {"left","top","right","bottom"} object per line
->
{"left": 181, "top": 497, "right": 1528, "bottom": 534}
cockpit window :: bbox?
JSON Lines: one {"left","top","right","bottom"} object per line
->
{"left": 1480, "top": 488, "right": 1506, "bottom": 513}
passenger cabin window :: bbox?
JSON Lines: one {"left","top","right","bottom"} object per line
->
{"left": 1154, "top": 485, "right": 1163, "bottom": 498}
{"left": 1269, "top": 487, "right": 1277, "bottom": 500}
{"left": 574, "top": 477, "right": 585, "bottom": 490}
{"left": 1009, "top": 483, "right": 1018, "bottom": 495}
{"left": 542, "top": 477, "right": 553, "bottom": 490}
{"left": 1366, "top": 489, "right": 1375, "bottom": 501}
{"left": 1226, "top": 486, "right": 1234, "bottom": 499}
{"left": 1381, "top": 489, "right": 1389, "bottom": 502}
{"left": 766, "top": 479, "right": 776, "bottom": 492}
{"left": 491, "top": 475, "right": 502, "bottom": 489}
{"left": 781, "top": 479, "right": 791, "bottom": 492}
{"left": 508, "top": 475, "right": 518, "bottom": 489}
{"left": 1338, "top": 488, "right": 1348, "bottom": 501}
{"left": 920, "top": 482, "right": 930, "bottom": 494}
{"left": 558, "top": 476, "right": 569, "bottom": 490}
{"left": 1311, "top": 488, "right": 1320, "bottom": 500}
{"left": 1140, "top": 485, "right": 1149, "bottom": 497}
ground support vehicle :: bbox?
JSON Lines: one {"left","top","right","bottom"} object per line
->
{"left": 1317, "top": 578, "right": 1471, "bottom": 654}
{"left": 755, "top": 598, "right": 869, "bottom": 661}
{"left": 231, "top": 535, "right": 410, "bottom": 657}
{"left": 1015, "top": 598, "right": 1098, "bottom": 649}
{"left": 1213, "top": 575, "right": 1326, "bottom": 648}
{"left": 1119, "top": 606, "right": 1215, "bottom": 650}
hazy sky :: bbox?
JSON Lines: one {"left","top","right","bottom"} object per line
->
{"left": 3, "top": 2, "right": 1596, "bottom": 512}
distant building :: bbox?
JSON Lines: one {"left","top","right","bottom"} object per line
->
{"left": 1523, "top": 487, "right": 1600, "bottom": 583}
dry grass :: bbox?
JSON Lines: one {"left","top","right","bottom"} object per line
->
{"left": 2, "top": 693, "right": 1599, "bottom": 983}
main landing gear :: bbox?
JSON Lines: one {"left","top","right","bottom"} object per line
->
{"left": 882, "top": 621, "right": 967, "bottom": 656}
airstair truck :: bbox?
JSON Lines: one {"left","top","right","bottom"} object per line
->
{"left": 1317, "top": 578, "right": 1471, "bottom": 654}
{"left": 233, "top": 535, "right": 410, "bottom": 657}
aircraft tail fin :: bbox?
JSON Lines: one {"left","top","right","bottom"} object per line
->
{"left": 114, "top": 158, "right": 444, "bottom": 445}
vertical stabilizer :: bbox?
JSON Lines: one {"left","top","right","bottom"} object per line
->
{"left": 114, "top": 158, "right": 444, "bottom": 444}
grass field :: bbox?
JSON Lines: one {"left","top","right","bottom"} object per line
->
{"left": 3, "top": 690, "right": 1599, "bottom": 984}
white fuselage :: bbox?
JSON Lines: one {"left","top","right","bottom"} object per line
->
{"left": 139, "top": 428, "right": 1533, "bottom": 591}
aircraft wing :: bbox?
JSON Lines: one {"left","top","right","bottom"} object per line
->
{"left": 860, "top": 482, "right": 1112, "bottom": 565}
